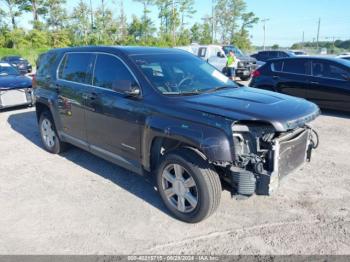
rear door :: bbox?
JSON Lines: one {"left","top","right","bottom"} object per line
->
{"left": 307, "top": 60, "right": 350, "bottom": 111}
{"left": 85, "top": 53, "right": 143, "bottom": 170}
{"left": 273, "top": 59, "right": 311, "bottom": 98}
{"left": 56, "top": 52, "right": 95, "bottom": 146}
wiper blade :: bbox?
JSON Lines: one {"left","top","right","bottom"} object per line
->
{"left": 203, "top": 85, "right": 235, "bottom": 93}
{"left": 163, "top": 90, "right": 201, "bottom": 96}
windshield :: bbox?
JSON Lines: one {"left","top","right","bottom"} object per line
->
{"left": 131, "top": 53, "right": 237, "bottom": 95}
{"left": 223, "top": 46, "right": 244, "bottom": 58}
{"left": 0, "top": 64, "right": 20, "bottom": 76}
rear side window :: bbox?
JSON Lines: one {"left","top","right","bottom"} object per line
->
{"left": 271, "top": 61, "right": 283, "bottom": 72}
{"left": 58, "top": 53, "right": 94, "bottom": 84}
{"left": 93, "top": 54, "right": 135, "bottom": 90}
{"left": 198, "top": 48, "right": 207, "bottom": 58}
{"left": 283, "top": 60, "right": 309, "bottom": 75}
{"left": 37, "top": 52, "right": 59, "bottom": 79}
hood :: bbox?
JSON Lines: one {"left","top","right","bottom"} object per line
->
{"left": 0, "top": 75, "right": 32, "bottom": 90}
{"left": 180, "top": 87, "right": 320, "bottom": 132}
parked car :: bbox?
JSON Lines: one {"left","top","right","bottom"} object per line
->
{"left": 290, "top": 50, "right": 308, "bottom": 56}
{"left": 1, "top": 56, "right": 32, "bottom": 75}
{"left": 34, "top": 46, "right": 320, "bottom": 223}
{"left": 250, "top": 50, "right": 295, "bottom": 63}
{"left": 196, "top": 45, "right": 258, "bottom": 81}
{"left": 337, "top": 55, "right": 350, "bottom": 61}
{"left": 250, "top": 57, "right": 350, "bottom": 112}
{"left": 0, "top": 62, "right": 33, "bottom": 109}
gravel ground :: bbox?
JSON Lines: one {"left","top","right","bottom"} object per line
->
{"left": 0, "top": 106, "right": 349, "bottom": 255}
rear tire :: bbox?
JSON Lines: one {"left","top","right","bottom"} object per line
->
{"left": 156, "top": 148, "right": 222, "bottom": 223}
{"left": 39, "top": 111, "right": 68, "bottom": 154}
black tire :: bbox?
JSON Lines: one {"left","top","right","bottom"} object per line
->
{"left": 156, "top": 148, "right": 222, "bottom": 223}
{"left": 39, "top": 110, "right": 68, "bottom": 154}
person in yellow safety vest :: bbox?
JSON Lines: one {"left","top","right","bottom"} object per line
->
{"left": 226, "top": 50, "right": 237, "bottom": 80}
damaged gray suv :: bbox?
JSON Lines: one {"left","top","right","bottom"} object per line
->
{"left": 34, "top": 46, "right": 320, "bottom": 223}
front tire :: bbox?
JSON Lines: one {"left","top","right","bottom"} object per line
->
{"left": 39, "top": 111, "right": 67, "bottom": 154}
{"left": 156, "top": 148, "right": 222, "bottom": 223}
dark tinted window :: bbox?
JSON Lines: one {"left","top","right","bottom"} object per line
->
{"left": 257, "top": 52, "right": 269, "bottom": 61}
{"left": 312, "top": 61, "right": 349, "bottom": 80}
{"left": 198, "top": 48, "right": 207, "bottom": 58}
{"left": 58, "top": 53, "right": 94, "bottom": 84}
{"left": 283, "top": 59, "right": 309, "bottom": 75}
{"left": 271, "top": 61, "right": 283, "bottom": 72}
{"left": 93, "top": 54, "right": 135, "bottom": 90}
{"left": 278, "top": 51, "right": 289, "bottom": 58}
{"left": 268, "top": 52, "right": 279, "bottom": 59}
{"left": 37, "top": 52, "right": 59, "bottom": 79}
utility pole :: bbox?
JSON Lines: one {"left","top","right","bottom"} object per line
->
{"left": 316, "top": 18, "right": 321, "bottom": 50}
{"left": 261, "top": 18, "right": 269, "bottom": 50}
{"left": 211, "top": 0, "right": 216, "bottom": 44}
{"left": 302, "top": 31, "right": 305, "bottom": 48}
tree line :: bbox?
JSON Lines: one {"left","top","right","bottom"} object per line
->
{"left": 0, "top": 0, "right": 259, "bottom": 50}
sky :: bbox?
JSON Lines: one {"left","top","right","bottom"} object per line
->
{"left": 14, "top": 0, "right": 350, "bottom": 47}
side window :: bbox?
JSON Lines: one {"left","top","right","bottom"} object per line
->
{"left": 278, "top": 52, "right": 289, "bottom": 58}
{"left": 37, "top": 52, "right": 59, "bottom": 79}
{"left": 283, "top": 60, "right": 309, "bottom": 75}
{"left": 328, "top": 64, "right": 348, "bottom": 80}
{"left": 268, "top": 52, "right": 278, "bottom": 59}
{"left": 271, "top": 61, "right": 283, "bottom": 72}
{"left": 58, "top": 53, "right": 94, "bottom": 84}
{"left": 93, "top": 54, "right": 135, "bottom": 90}
{"left": 198, "top": 48, "right": 207, "bottom": 58}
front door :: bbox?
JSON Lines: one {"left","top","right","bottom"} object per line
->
{"left": 56, "top": 52, "right": 95, "bottom": 146}
{"left": 85, "top": 53, "right": 143, "bottom": 169}
{"left": 307, "top": 60, "right": 350, "bottom": 111}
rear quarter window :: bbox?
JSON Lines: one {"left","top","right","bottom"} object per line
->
{"left": 58, "top": 53, "right": 94, "bottom": 84}
{"left": 36, "top": 52, "right": 60, "bottom": 79}
{"left": 271, "top": 61, "right": 283, "bottom": 72}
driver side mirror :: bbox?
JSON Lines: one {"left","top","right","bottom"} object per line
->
{"left": 112, "top": 80, "right": 141, "bottom": 97}
{"left": 217, "top": 52, "right": 225, "bottom": 58}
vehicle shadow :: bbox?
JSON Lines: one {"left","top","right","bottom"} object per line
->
{"left": 7, "top": 111, "right": 171, "bottom": 219}
{"left": 321, "top": 109, "right": 350, "bottom": 119}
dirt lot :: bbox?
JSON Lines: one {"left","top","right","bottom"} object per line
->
{"left": 0, "top": 105, "right": 350, "bottom": 255}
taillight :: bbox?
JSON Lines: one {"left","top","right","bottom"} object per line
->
{"left": 32, "top": 74, "right": 37, "bottom": 89}
{"left": 252, "top": 70, "right": 261, "bottom": 78}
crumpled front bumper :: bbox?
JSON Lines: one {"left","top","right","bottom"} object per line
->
{"left": 259, "top": 127, "right": 314, "bottom": 195}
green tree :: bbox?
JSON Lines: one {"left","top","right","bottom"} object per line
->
{"left": 200, "top": 20, "right": 212, "bottom": 44}
{"left": 19, "top": 0, "right": 48, "bottom": 29}
{"left": 215, "top": 0, "right": 246, "bottom": 42}
{"left": 1, "top": 0, "right": 23, "bottom": 29}
{"left": 179, "top": 0, "right": 195, "bottom": 29}
{"left": 133, "top": 0, "right": 155, "bottom": 42}
{"left": 271, "top": 44, "right": 279, "bottom": 50}
{"left": 190, "top": 23, "right": 200, "bottom": 43}
{"left": 26, "top": 28, "right": 48, "bottom": 47}
{"left": 71, "top": 0, "right": 90, "bottom": 45}
{"left": 116, "top": 0, "right": 128, "bottom": 43}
